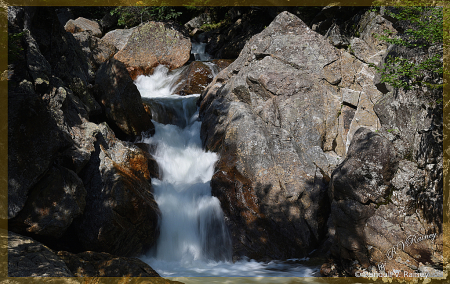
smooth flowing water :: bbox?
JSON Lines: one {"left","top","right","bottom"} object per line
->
{"left": 135, "top": 65, "right": 319, "bottom": 278}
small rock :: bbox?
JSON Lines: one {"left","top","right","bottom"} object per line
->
{"left": 65, "top": 17, "right": 102, "bottom": 38}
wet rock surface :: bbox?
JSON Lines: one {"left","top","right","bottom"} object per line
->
{"left": 173, "top": 60, "right": 231, "bottom": 96}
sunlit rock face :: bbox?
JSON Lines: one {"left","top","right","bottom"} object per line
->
{"left": 199, "top": 11, "right": 344, "bottom": 260}
{"left": 114, "top": 21, "right": 191, "bottom": 80}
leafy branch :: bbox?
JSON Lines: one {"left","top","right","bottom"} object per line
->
{"left": 370, "top": 6, "right": 443, "bottom": 90}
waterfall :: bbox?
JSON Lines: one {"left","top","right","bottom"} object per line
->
{"left": 191, "top": 41, "right": 211, "bottom": 61}
{"left": 135, "top": 64, "right": 318, "bottom": 278}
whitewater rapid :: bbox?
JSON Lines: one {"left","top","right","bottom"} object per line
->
{"left": 135, "top": 65, "right": 319, "bottom": 279}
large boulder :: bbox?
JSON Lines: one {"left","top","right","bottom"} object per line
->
{"left": 95, "top": 58, "right": 155, "bottom": 139}
{"left": 114, "top": 21, "right": 191, "bottom": 80}
{"left": 75, "top": 123, "right": 160, "bottom": 257}
{"left": 8, "top": 80, "right": 72, "bottom": 219}
{"left": 9, "top": 165, "right": 86, "bottom": 239}
{"left": 8, "top": 231, "right": 74, "bottom": 277}
{"left": 328, "top": 128, "right": 442, "bottom": 276}
{"left": 64, "top": 17, "right": 102, "bottom": 38}
{"left": 328, "top": 128, "right": 398, "bottom": 267}
{"left": 199, "top": 11, "right": 345, "bottom": 260}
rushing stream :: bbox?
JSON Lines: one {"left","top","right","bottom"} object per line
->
{"left": 134, "top": 62, "right": 319, "bottom": 278}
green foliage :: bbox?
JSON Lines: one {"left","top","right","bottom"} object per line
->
{"left": 378, "top": 6, "right": 443, "bottom": 48}
{"left": 111, "top": 6, "right": 182, "bottom": 27}
{"left": 372, "top": 53, "right": 443, "bottom": 90}
{"left": 199, "top": 18, "right": 229, "bottom": 31}
{"left": 8, "top": 31, "right": 25, "bottom": 63}
{"left": 386, "top": 128, "right": 398, "bottom": 133}
{"left": 370, "top": 6, "right": 443, "bottom": 91}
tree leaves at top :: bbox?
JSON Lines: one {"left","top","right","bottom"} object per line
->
{"left": 371, "top": 5, "right": 443, "bottom": 90}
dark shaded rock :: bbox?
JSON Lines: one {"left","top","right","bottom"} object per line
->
{"left": 73, "top": 31, "right": 118, "bottom": 70}
{"left": 76, "top": 123, "right": 160, "bottom": 257}
{"left": 64, "top": 17, "right": 102, "bottom": 38}
{"left": 9, "top": 166, "right": 86, "bottom": 239}
{"left": 8, "top": 231, "right": 74, "bottom": 277}
{"left": 57, "top": 251, "right": 160, "bottom": 277}
{"left": 114, "top": 21, "right": 191, "bottom": 80}
{"left": 56, "top": 7, "right": 74, "bottom": 26}
{"left": 95, "top": 58, "right": 155, "bottom": 139}
{"left": 100, "top": 11, "right": 118, "bottom": 32}
{"left": 329, "top": 128, "right": 398, "bottom": 268}
{"left": 24, "top": 29, "right": 52, "bottom": 92}
{"left": 8, "top": 80, "right": 72, "bottom": 219}
{"left": 27, "top": 7, "right": 100, "bottom": 116}
{"left": 204, "top": 8, "right": 273, "bottom": 59}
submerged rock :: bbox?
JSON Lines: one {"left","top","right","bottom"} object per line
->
{"left": 114, "top": 21, "right": 191, "bottom": 80}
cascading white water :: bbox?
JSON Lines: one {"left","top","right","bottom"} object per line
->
{"left": 191, "top": 42, "right": 211, "bottom": 61}
{"left": 135, "top": 65, "right": 319, "bottom": 278}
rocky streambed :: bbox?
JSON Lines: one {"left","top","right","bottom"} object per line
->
{"left": 7, "top": 5, "right": 444, "bottom": 280}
